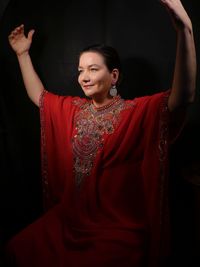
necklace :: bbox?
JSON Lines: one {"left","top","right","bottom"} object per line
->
{"left": 91, "top": 95, "right": 121, "bottom": 112}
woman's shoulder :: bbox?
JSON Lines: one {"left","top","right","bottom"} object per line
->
{"left": 40, "top": 89, "right": 88, "bottom": 107}
{"left": 124, "top": 90, "right": 170, "bottom": 107}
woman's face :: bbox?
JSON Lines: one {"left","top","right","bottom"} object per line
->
{"left": 78, "top": 52, "right": 118, "bottom": 99}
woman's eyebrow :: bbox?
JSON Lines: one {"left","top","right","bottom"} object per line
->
{"left": 78, "top": 64, "right": 100, "bottom": 69}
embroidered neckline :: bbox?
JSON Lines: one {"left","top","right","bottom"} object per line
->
{"left": 72, "top": 96, "right": 135, "bottom": 187}
{"left": 90, "top": 95, "right": 121, "bottom": 112}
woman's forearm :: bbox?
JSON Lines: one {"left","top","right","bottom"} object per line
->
{"left": 17, "top": 52, "right": 44, "bottom": 106}
{"left": 168, "top": 25, "right": 197, "bottom": 111}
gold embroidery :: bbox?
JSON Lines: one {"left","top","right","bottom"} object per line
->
{"left": 39, "top": 90, "right": 51, "bottom": 210}
{"left": 72, "top": 96, "right": 135, "bottom": 187}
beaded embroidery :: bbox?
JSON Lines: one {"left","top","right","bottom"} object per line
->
{"left": 158, "top": 90, "right": 171, "bottom": 260}
{"left": 39, "top": 90, "right": 50, "bottom": 210}
{"left": 72, "top": 96, "right": 135, "bottom": 186}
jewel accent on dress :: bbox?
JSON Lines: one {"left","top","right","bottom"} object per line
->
{"left": 72, "top": 96, "right": 135, "bottom": 187}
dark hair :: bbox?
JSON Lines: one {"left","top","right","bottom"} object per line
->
{"left": 79, "top": 44, "right": 122, "bottom": 85}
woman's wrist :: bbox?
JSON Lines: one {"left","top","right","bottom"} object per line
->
{"left": 177, "top": 19, "right": 193, "bottom": 34}
{"left": 17, "top": 50, "right": 30, "bottom": 59}
{"left": 176, "top": 23, "right": 193, "bottom": 38}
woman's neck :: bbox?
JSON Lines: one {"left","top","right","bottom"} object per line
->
{"left": 92, "top": 94, "right": 114, "bottom": 108}
{"left": 92, "top": 98, "right": 114, "bottom": 108}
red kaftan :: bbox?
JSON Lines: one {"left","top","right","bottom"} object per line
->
{"left": 6, "top": 90, "right": 176, "bottom": 267}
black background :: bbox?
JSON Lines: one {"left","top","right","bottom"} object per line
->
{"left": 0, "top": 0, "right": 200, "bottom": 266}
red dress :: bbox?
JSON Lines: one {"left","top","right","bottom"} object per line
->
{"left": 6, "top": 90, "right": 178, "bottom": 267}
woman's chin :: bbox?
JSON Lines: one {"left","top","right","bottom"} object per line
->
{"left": 83, "top": 90, "right": 95, "bottom": 98}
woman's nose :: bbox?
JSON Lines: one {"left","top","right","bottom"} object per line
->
{"left": 81, "top": 71, "right": 90, "bottom": 82}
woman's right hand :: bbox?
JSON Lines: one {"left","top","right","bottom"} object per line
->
{"left": 8, "top": 24, "right": 35, "bottom": 56}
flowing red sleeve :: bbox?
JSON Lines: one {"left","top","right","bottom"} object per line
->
{"left": 136, "top": 90, "right": 185, "bottom": 267}
{"left": 39, "top": 90, "right": 85, "bottom": 210}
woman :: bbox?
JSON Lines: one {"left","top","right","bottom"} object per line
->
{"left": 6, "top": 0, "right": 196, "bottom": 266}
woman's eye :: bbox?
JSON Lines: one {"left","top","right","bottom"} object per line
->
{"left": 90, "top": 68, "right": 98, "bottom": 72}
{"left": 78, "top": 70, "right": 83, "bottom": 74}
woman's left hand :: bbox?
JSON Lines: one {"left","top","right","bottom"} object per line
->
{"left": 160, "top": 0, "right": 192, "bottom": 31}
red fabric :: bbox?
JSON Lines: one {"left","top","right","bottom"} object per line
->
{"left": 6, "top": 90, "right": 176, "bottom": 267}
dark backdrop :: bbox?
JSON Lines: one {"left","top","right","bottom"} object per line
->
{"left": 0, "top": 0, "right": 200, "bottom": 266}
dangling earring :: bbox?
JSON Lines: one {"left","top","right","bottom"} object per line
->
{"left": 109, "top": 85, "right": 118, "bottom": 97}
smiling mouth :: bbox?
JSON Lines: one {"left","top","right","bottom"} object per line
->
{"left": 83, "top": 85, "right": 93, "bottom": 89}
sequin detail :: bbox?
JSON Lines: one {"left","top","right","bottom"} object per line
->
{"left": 158, "top": 90, "right": 171, "bottom": 260}
{"left": 39, "top": 89, "right": 50, "bottom": 210}
{"left": 72, "top": 96, "right": 135, "bottom": 186}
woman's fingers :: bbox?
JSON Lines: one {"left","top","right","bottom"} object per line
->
{"left": 8, "top": 24, "right": 24, "bottom": 40}
{"left": 27, "top": 29, "right": 35, "bottom": 41}
{"left": 8, "top": 24, "right": 34, "bottom": 55}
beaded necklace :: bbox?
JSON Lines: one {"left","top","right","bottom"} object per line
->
{"left": 90, "top": 95, "right": 121, "bottom": 113}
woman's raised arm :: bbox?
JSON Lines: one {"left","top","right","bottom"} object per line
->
{"left": 8, "top": 24, "right": 44, "bottom": 107}
{"left": 160, "top": 0, "right": 197, "bottom": 112}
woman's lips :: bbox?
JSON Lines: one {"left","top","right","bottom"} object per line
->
{"left": 83, "top": 85, "right": 93, "bottom": 90}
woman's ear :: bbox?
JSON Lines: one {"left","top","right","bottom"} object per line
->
{"left": 111, "top": 68, "right": 119, "bottom": 84}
